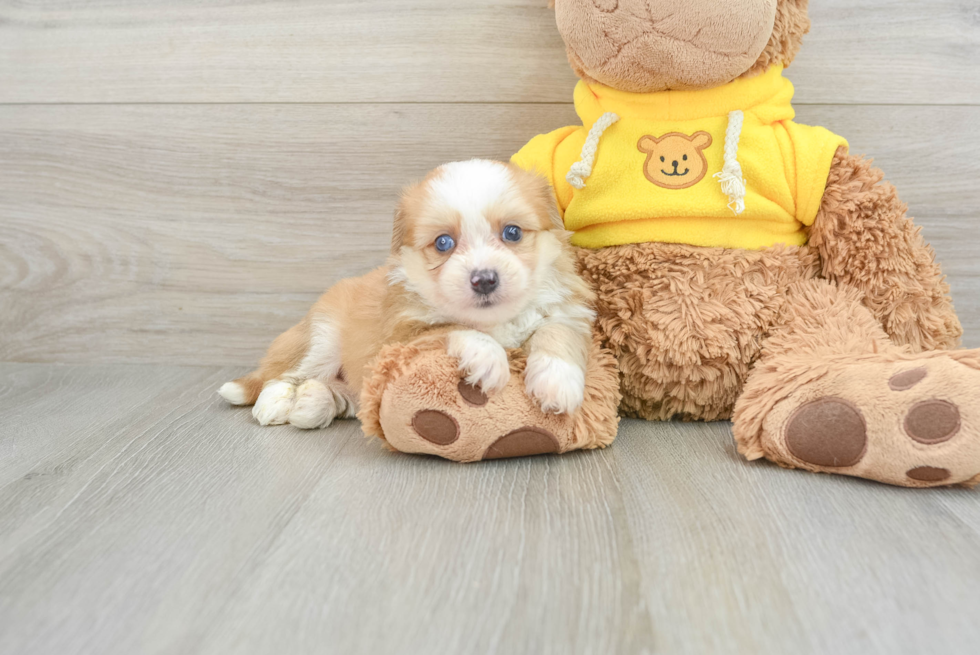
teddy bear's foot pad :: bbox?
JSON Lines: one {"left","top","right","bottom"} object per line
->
{"left": 481, "top": 427, "right": 560, "bottom": 460}
{"left": 758, "top": 352, "right": 980, "bottom": 487}
{"left": 408, "top": 405, "right": 561, "bottom": 459}
{"left": 377, "top": 360, "right": 580, "bottom": 462}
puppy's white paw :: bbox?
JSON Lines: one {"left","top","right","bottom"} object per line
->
{"left": 288, "top": 380, "right": 338, "bottom": 429}
{"left": 523, "top": 353, "right": 585, "bottom": 415}
{"left": 252, "top": 380, "right": 296, "bottom": 426}
{"left": 218, "top": 381, "right": 248, "bottom": 406}
{"left": 447, "top": 330, "right": 511, "bottom": 394}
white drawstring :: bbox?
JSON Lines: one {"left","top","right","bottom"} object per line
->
{"left": 713, "top": 110, "right": 747, "bottom": 215}
{"left": 566, "top": 112, "right": 620, "bottom": 189}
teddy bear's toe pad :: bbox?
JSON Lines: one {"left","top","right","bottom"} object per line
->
{"left": 483, "top": 428, "right": 560, "bottom": 460}
{"left": 412, "top": 410, "right": 460, "bottom": 445}
{"left": 906, "top": 466, "right": 952, "bottom": 483}
{"left": 904, "top": 400, "right": 960, "bottom": 444}
{"left": 785, "top": 398, "right": 867, "bottom": 468}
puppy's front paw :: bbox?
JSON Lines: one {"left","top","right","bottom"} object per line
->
{"left": 447, "top": 330, "right": 510, "bottom": 394}
{"left": 252, "top": 379, "right": 296, "bottom": 425}
{"left": 523, "top": 353, "right": 585, "bottom": 415}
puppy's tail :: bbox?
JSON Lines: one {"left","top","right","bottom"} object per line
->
{"left": 217, "top": 372, "right": 265, "bottom": 406}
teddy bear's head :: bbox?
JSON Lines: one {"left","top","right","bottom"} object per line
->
{"left": 552, "top": 0, "right": 810, "bottom": 93}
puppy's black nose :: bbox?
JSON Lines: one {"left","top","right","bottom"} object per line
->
{"left": 470, "top": 269, "right": 499, "bottom": 296}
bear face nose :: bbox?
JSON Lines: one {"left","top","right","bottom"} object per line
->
{"left": 470, "top": 269, "right": 499, "bottom": 296}
{"left": 671, "top": 160, "right": 679, "bottom": 168}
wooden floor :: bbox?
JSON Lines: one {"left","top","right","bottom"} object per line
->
{"left": 2, "top": 1, "right": 980, "bottom": 653}
{"left": 2, "top": 363, "right": 980, "bottom": 655}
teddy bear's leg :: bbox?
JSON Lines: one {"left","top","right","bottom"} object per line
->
{"left": 358, "top": 334, "right": 621, "bottom": 463}
{"left": 809, "top": 148, "right": 963, "bottom": 352}
{"left": 734, "top": 279, "right": 980, "bottom": 488}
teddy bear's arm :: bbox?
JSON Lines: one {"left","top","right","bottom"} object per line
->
{"left": 808, "top": 147, "right": 963, "bottom": 352}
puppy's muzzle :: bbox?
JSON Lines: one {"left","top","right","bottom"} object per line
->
{"left": 470, "top": 269, "right": 500, "bottom": 296}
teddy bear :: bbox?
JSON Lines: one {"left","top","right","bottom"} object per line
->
{"left": 359, "top": 0, "right": 980, "bottom": 488}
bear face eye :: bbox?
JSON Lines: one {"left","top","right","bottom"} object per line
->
{"left": 434, "top": 234, "right": 455, "bottom": 252}
{"left": 683, "top": 154, "right": 688, "bottom": 161}
{"left": 660, "top": 156, "right": 665, "bottom": 163}
{"left": 502, "top": 225, "right": 523, "bottom": 243}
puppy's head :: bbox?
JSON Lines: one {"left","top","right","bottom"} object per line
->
{"left": 391, "top": 160, "right": 567, "bottom": 327}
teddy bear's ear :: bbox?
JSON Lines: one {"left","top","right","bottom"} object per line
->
{"left": 691, "top": 132, "right": 713, "bottom": 151}
{"left": 637, "top": 136, "right": 659, "bottom": 153}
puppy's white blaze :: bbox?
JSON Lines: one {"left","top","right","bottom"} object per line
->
{"left": 524, "top": 353, "right": 587, "bottom": 415}
{"left": 429, "top": 160, "right": 517, "bottom": 229}
{"left": 288, "top": 380, "right": 338, "bottom": 429}
{"left": 218, "top": 382, "right": 247, "bottom": 406}
{"left": 448, "top": 330, "right": 511, "bottom": 394}
{"left": 252, "top": 380, "right": 295, "bottom": 426}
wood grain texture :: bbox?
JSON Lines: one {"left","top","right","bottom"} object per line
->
{"left": 1, "top": 103, "right": 978, "bottom": 365}
{"left": 0, "top": 0, "right": 977, "bottom": 104}
{"left": 1, "top": 363, "right": 979, "bottom": 655}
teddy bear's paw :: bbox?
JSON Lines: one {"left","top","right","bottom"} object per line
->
{"left": 410, "top": 404, "right": 561, "bottom": 461}
{"left": 759, "top": 352, "right": 980, "bottom": 488}
{"left": 378, "top": 362, "right": 572, "bottom": 462}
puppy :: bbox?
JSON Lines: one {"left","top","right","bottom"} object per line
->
{"left": 218, "top": 159, "right": 596, "bottom": 429}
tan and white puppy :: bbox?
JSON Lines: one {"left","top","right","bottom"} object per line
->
{"left": 218, "top": 159, "right": 596, "bottom": 429}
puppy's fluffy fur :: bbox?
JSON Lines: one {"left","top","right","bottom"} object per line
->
{"left": 219, "top": 159, "right": 596, "bottom": 429}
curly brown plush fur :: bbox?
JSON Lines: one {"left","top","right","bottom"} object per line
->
{"left": 577, "top": 242, "right": 819, "bottom": 421}
{"left": 809, "top": 148, "right": 962, "bottom": 352}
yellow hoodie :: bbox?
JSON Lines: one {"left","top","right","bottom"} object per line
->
{"left": 512, "top": 66, "right": 847, "bottom": 250}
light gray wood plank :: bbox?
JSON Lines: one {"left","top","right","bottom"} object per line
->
{"left": 2, "top": 103, "right": 978, "bottom": 365}
{"left": 790, "top": 0, "right": 980, "bottom": 105}
{"left": 0, "top": 363, "right": 355, "bottom": 655}
{"left": 196, "top": 432, "right": 654, "bottom": 655}
{"left": 612, "top": 419, "right": 980, "bottom": 655}
{"left": 0, "top": 0, "right": 976, "bottom": 105}
{"left": 4, "top": 363, "right": 978, "bottom": 655}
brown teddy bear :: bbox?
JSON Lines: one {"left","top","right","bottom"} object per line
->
{"left": 360, "top": 0, "right": 980, "bottom": 488}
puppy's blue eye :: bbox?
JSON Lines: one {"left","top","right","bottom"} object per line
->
{"left": 502, "top": 225, "right": 523, "bottom": 243}
{"left": 434, "top": 234, "right": 455, "bottom": 252}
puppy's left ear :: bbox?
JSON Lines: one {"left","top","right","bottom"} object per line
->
{"left": 390, "top": 204, "right": 407, "bottom": 254}
{"left": 391, "top": 180, "right": 425, "bottom": 254}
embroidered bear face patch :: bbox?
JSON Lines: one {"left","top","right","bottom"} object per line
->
{"left": 637, "top": 131, "right": 713, "bottom": 190}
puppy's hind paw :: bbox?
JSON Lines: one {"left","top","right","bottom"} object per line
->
{"left": 252, "top": 380, "right": 296, "bottom": 426}
{"left": 288, "top": 380, "right": 338, "bottom": 429}
{"left": 447, "top": 330, "right": 511, "bottom": 394}
{"left": 524, "top": 354, "right": 585, "bottom": 415}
